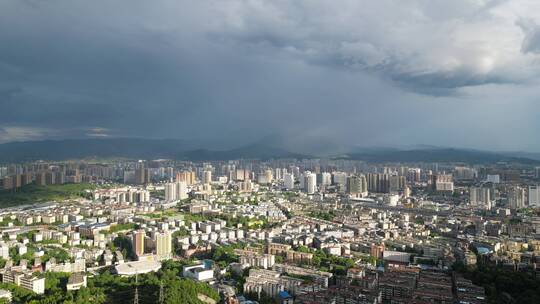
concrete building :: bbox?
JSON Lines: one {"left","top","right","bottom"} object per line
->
{"left": 235, "top": 249, "right": 275, "bottom": 269}
{"left": 470, "top": 187, "right": 491, "bottom": 207}
{"left": 320, "top": 172, "right": 332, "bottom": 186}
{"left": 508, "top": 186, "right": 526, "bottom": 209}
{"left": 383, "top": 250, "right": 411, "bottom": 265}
{"left": 347, "top": 175, "right": 368, "bottom": 197}
{"left": 176, "top": 181, "right": 188, "bottom": 200}
{"left": 203, "top": 170, "right": 212, "bottom": 184}
{"left": 0, "top": 271, "right": 45, "bottom": 294}
{"left": 132, "top": 230, "right": 146, "bottom": 257}
{"left": 431, "top": 174, "right": 454, "bottom": 192}
{"left": 182, "top": 261, "right": 214, "bottom": 281}
{"left": 66, "top": 273, "right": 87, "bottom": 291}
{"left": 528, "top": 185, "right": 540, "bottom": 207}
{"left": 243, "top": 269, "right": 303, "bottom": 298}
{"left": 304, "top": 171, "right": 317, "bottom": 194}
{"left": 283, "top": 173, "right": 295, "bottom": 190}
{"left": 155, "top": 230, "right": 172, "bottom": 260}
{"left": 114, "top": 259, "right": 162, "bottom": 276}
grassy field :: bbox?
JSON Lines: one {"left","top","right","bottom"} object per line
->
{"left": 0, "top": 183, "right": 97, "bottom": 208}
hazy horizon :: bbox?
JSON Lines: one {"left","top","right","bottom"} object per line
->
{"left": 1, "top": 136, "right": 540, "bottom": 156}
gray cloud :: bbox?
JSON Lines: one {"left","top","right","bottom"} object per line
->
{"left": 0, "top": 0, "right": 540, "bottom": 151}
{"left": 518, "top": 19, "right": 540, "bottom": 54}
{"left": 207, "top": 0, "right": 539, "bottom": 93}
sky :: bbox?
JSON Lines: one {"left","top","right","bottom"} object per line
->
{"left": 1, "top": 0, "right": 540, "bottom": 152}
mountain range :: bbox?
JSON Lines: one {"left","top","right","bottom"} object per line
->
{"left": 0, "top": 137, "right": 538, "bottom": 164}
{"left": 0, "top": 138, "right": 305, "bottom": 162}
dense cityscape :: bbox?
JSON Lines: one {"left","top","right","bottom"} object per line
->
{"left": 4, "top": 0, "right": 540, "bottom": 303}
{"left": 0, "top": 157, "right": 538, "bottom": 303}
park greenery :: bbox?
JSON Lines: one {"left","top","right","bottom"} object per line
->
{"left": 454, "top": 260, "right": 540, "bottom": 303}
{"left": 308, "top": 211, "right": 336, "bottom": 221}
{"left": 296, "top": 246, "right": 356, "bottom": 275}
{"left": 211, "top": 243, "right": 245, "bottom": 268}
{"left": 0, "top": 260, "right": 219, "bottom": 304}
{"left": 109, "top": 223, "right": 137, "bottom": 233}
{"left": 0, "top": 183, "right": 98, "bottom": 207}
{"left": 8, "top": 244, "right": 69, "bottom": 265}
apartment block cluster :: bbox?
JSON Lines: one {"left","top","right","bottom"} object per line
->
{"left": 241, "top": 260, "right": 485, "bottom": 304}
{"left": 130, "top": 228, "right": 173, "bottom": 261}
{"left": 0, "top": 164, "right": 86, "bottom": 190}
{"left": 1, "top": 158, "right": 540, "bottom": 302}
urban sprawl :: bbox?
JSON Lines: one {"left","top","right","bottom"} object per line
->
{"left": 0, "top": 159, "right": 539, "bottom": 303}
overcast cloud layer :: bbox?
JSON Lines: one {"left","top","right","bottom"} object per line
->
{"left": 1, "top": 0, "right": 540, "bottom": 152}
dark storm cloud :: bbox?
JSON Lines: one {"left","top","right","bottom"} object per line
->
{"left": 518, "top": 19, "right": 540, "bottom": 54}
{"left": 207, "top": 0, "right": 538, "bottom": 94}
{"left": 1, "top": 0, "right": 540, "bottom": 151}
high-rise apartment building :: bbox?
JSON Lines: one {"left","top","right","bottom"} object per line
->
{"left": 407, "top": 168, "right": 421, "bottom": 183}
{"left": 454, "top": 166, "right": 477, "bottom": 180}
{"left": 135, "top": 162, "right": 149, "bottom": 185}
{"left": 132, "top": 230, "right": 146, "bottom": 257}
{"left": 528, "top": 185, "right": 540, "bottom": 207}
{"left": 264, "top": 169, "right": 273, "bottom": 184}
{"left": 304, "top": 171, "right": 317, "bottom": 194}
{"left": 283, "top": 173, "right": 295, "bottom": 190}
{"left": 239, "top": 180, "right": 253, "bottom": 192}
{"left": 176, "top": 171, "right": 196, "bottom": 185}
{"left": 367, "top": 173, "right": 390, "bottom": 193}
{"left": 389, "top": 175, "right": 406, "bottom": 193}
{"left": 177, "top": 181, "right": 188, "bottom": 200}
{"left": 470, "top": 187, "right": 491, "bottom": 206}
{"left": 332, "top": 172, "right": 347, "bottom": 187}
{"left": 203, "top": 170, "right": 212, "bottom": 184}
{"left": 347, "top": 175, "right": 367, "bottom": 197}
{"left": 154, "top": 231, "right": 172, "bottom": 260}
{"left": 508, "top": 186, "right": 526, "bottom": 209}
{"left": 320, "top": 172, "right": 332, "bottom": 186}
{"left": 430, "top": 174, "right": 454, "bottom": 192}
{"left": 274, "top": 168, "right": 283, "bottom": 180}
{"left": 164, "top": 183, "right": 177, "bottom": 202}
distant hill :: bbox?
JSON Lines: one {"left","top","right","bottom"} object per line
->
{"left": 0, "top": 138, "right": 305, "bottom": 162}
{"left": 178, "top": 143, "right": 307, "bottom": 161}
{"left": 0, "top": 138, "right": 200, "bottom": 162}
{"left": 502, "top": 151, "right": 540, "bottom": 161}
{"left": 340, "top": 148, "right": 540, "bottom": 164}
{"left": 0, "top": 138, "right": 538, "bottom": 164}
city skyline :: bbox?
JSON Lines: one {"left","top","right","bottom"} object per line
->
{"left": 2, "top": 1, "right": 540, "bottom": 151}
{"left": 2, "top": 2, "right": 540, "bottom": 303}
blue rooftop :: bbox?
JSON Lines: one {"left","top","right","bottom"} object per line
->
{"left": 477, "top": 247, "right": 490, "bottom": 255}
{"left": 278, "top": 291, "right": 292, "bottom": 299}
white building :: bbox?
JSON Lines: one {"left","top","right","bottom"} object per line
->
{"left": 383, "top": 250, "right": 410, "bottom": 264}
{"left": 0, "top": 289, "right": 11, "bottom": 302}
{"left": 182, "top": 261, "right": 214, "bottom": 281}
{"left": 320, "top": 172, "right": 332, "bottom": 186}
{"left": 304, "top": 172, "right": 317, "bottom": 194}
{"left": 114, "top": 259, "right": 162, "bottom": 276}
{"left": 164, "top": 182, "right": 177, "bottom": 202}
{"left": 176, "top": 181, "right": 188, "bottom": 200}
{"left": 66, "top": 273, "right": 87, "bottom": 291}
{"left": 154, "top": 231, "right": 172, "bottom": 260}
{"left": 486, "top": 174, "right": 500, "bottom": 183}
{"left": 332, "top": 172, "right": 348, "bottom": 186}
{"left": 1, "top": 271, "right": 45, "bottom": 294}
{"left": 470, "top": 187, "right": 491, "bottom": 207}
{"left": 203, "top": 170, "right": 212, "bottom": 184}
{"left": 0, "top": 244, "right": 8, "bottom": 259}
{"left": 283, "top": 173, "right": 294, "bottom": 190}
{"left": 508, "top": 186, "right": 526, "bottom": 209}
{"left": 529, "top": 185, "right": 540, "bottom": 207}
